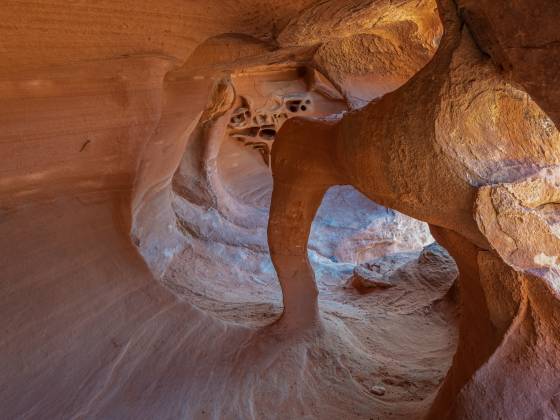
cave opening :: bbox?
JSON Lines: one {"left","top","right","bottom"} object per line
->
{"left": 168, "top": 132, "right": 459, "bottom": 412}
{"left": 163, "top": 63, "right": 460, "bottom": 408}
{"left": 168, "top": 64, "right": 457, "bottom": 317}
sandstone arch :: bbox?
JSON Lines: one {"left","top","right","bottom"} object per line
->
{"left": 267, "top": 0, "right": 560, "bottom": 418}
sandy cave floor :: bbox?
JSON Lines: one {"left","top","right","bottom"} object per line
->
{"left": 162, "top": 238, "right": 458, "bottom": 419}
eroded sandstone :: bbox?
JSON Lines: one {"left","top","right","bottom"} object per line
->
{"left": 2, "top": 0, "right": 560, "bottom": 419}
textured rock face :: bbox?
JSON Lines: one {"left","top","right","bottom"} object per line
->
{"left": 267, "top": 0, "right": 560, "bottom": 418}
{"left": 458, "top": 0, "right": 560, "bottom": 129}
{"left": 2, "top": 0, "right": 560, "bottom": 419}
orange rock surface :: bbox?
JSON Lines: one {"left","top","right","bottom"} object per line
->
{"left": 1, "top": 1, "right": 559, "bottom": 419}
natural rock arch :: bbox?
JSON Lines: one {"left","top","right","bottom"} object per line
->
{"left": 267, "top": 0, "right": 560, "bottom": 418}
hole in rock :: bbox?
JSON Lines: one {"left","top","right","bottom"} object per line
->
{"left": 230, "top": 126, "right": 260, "bottom": 139}
{"left": 168, "top": 63, "right": 459, "bottom": 323}
{"left": 259, "top": 127, "right": 276, "bottom": 140}
{"left": 165, "top": 63, "right": 459, "bottom": 415}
